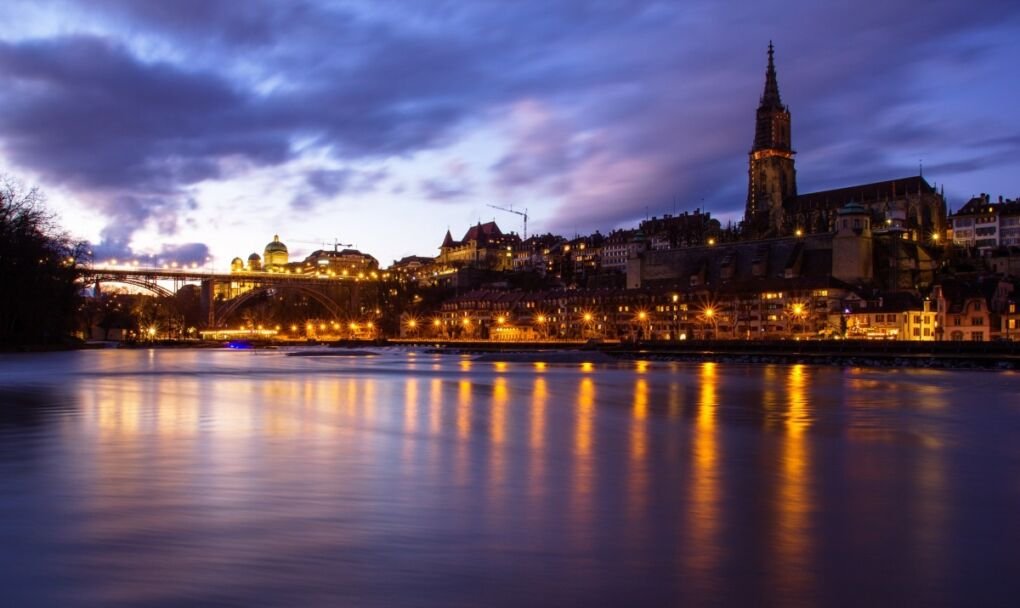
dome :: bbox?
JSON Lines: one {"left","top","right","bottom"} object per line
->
{"left": 231, "top": 257, "right": 243, "bottom": 264}
{"left": 838, "top": 201, "right": 867, "bottom": 215}
{"left": 265, "top": 234, "right": 288, "bottom": 253}
{"left": 248, "top": 252, "right": 261, "bottom": 261}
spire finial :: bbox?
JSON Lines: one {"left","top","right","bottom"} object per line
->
{"left": 760, "top": 41, "right": 782, "bottom": 109}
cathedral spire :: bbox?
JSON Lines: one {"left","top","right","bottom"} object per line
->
{"left": 745, "top": 42, "right": 796, "bottom": 238}
{"left": 760, "top": 41, "right": 783, "bottom": 110}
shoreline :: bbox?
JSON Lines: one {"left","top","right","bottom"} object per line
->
{"left": 3, "top": 338, "right": 1018, "bottom": 370}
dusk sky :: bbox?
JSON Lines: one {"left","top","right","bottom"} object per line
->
{"left": 1, "top": 0, "right": 1018, "bottom": 268}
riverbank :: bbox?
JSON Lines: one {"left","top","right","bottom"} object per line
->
{"left": 6, "top": 338, "right": 1017, "bottom": 370}
{"left": 394, "top": 338, "right": 1020, "bottom": 370}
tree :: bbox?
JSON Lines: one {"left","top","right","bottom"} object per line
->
{"left": 0, "top": 177, "right": 89, "bottom": 346}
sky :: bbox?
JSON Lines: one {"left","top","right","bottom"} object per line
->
{"left": 1, "top": 0, "right": 1019, "bottom": 269}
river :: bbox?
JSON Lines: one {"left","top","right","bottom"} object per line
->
{"left": 1, "top": 349, "right": 1018, "bottom": 606}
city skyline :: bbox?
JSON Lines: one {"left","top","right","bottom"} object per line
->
{"left": 1, "top": 1, "right": 1019, "bottom": 268}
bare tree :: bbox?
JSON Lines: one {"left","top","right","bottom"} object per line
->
{"left": 0, "top": 176, "right": 89, "bottom": 346}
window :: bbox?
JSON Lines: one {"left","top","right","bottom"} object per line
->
{"left": 974, "top": 301, "right": 982, "bottom": 311}
{"left": 972, "top": 317, "right": 984, "bottom": 326}
{"left": 923, "top": 328, "right": 931, "bottom": 337}
{"left": 1010, "top": 304, "right": 1016, "bottom": 314}
{"left": 953, "top": 317, "right": 962, "bottom": 326}
{"left": 913, "top": 315, "right": 921, "bottom": 324}
{"left": 888, "top": 314, "right": 896, "bottom": 323}
{"left": 913, "top": 328, "right": 920, "bottom": 337}
{"left": 876, "top": 314, "right": 884, "bottom": 322}
{"left": 1010, "top": 319, "right": 1018, "bottom": 330}
{"left": 971, "top": 331, "right": 984, "bottom": 342}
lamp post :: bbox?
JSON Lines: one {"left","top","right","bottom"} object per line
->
{"left": 701, "top": 306, "right": 716, "bottom": 340}
{"left": 789, "top": 302, "right": 807, "bottom": 339}
{"left": 535, "top": 314, "right": 547, "bottom": 340}
{"left": 636, "top": 310, "right": 649, "bottom": 341}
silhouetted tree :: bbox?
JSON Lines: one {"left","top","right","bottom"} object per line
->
{"left": 0, "top": 177, "right": 89, "bottom": 346}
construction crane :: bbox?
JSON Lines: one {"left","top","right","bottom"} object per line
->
{"left": 487, "top": 204, "right": 529, "bottom": 239}
{"left": 293, "top": 238, "right": 353, "bottom": 252}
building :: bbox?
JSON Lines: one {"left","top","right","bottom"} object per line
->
{"left": 263, "top": 235, "right": 289, "bottom": 270}
{"left": 744, "top": 42, "right": 797, "bottom": 239}
{"left": 743, "top": 44, "right": 947, "bottom": 242}
{"left": 640, "top": 211, "right": 720, "bottom": 250}
{"left": 932, "top": 280, "right": 992, "bottom": 342}
{"left": 843, "top": 293, "right": 937, "bottom": 341}
{"left": 950, "top": 194, "right": 1020, "bottom": 251}
{"left": 600, "top": 229, "right": 639, "bottom": 271}
{"left": 1002, "top": 297, "right": 1020, "bottom": 341}
{"left": 300, "top": 248, "right": 379, "bottom": 278}
{"left": 437, "top": 221, "right": 520, "bottom": 271}
{"left": 388, "top": 255, "right": 437, "bottom": 284}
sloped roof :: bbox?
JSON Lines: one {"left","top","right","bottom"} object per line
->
{"left": 462, "top": 221, "right": 503, "bottom": 243}
{"left": 794, "top": 176, "right": 936, "bottom": 211}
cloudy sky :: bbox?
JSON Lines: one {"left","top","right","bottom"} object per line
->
{"left": 1, "top": 0, "right": 1018, "bottom": 268}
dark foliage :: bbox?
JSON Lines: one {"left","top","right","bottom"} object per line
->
{"left": 0, "top": 178, "right": 89, "bottom": 346}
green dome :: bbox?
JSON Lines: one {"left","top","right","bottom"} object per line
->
{"left": 265, "top": 235, "right": 288, "bottom": 253}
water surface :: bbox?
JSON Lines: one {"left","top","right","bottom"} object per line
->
{"left": 1, "top": 349, "right": 1018, "bottom": 606}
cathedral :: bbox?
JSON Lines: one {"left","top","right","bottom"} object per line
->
{"left": 743, "top": 44, "right": 947, "bottom": 242}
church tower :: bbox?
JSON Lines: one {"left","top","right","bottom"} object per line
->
{"left": 744, "top": 43, "right": 797, "bottom": 238}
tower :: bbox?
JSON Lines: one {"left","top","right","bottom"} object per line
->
{"left": 832, "top": 202, "right": 873, "bottom": 284}
{"left": 745, "top": 42, "right": 797, "bottom": 238}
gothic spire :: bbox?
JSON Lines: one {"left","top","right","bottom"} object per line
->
{"left": 760, "top": 41, "right": 783, "bottom": 110}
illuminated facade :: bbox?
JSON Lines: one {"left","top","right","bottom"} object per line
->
{"left": 437, "top": 221, "right": 520, "bottom": 271}
{"left": 263, "top": 235, "right": 289, "bottom": 269}
{"left": 950, "top": 194, "right": 1020, "bottom": 250}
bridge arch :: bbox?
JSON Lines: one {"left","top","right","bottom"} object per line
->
{"left": 90, "top": 275, "right": 175, "bottom": 299}
{"left": 215, "top": 284, "right": 344, "bottom": 327}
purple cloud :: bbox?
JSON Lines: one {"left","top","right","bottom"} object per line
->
{"left": 0, "top": 0, "right": 1018, "bottom": 252}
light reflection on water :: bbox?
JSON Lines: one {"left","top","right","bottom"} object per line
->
{"left": 0, "top": 350, "right": 1019, "bottom": 606}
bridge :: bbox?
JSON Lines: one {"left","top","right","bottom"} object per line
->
{"left": 85, "top": 266, "right": 376, "bottom": 327}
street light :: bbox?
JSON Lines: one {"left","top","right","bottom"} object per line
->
{"left": 789, "top": 302, "right": 807, "bottom": 339}
{"left": 701, "top": 306, "right": 716, "bottom": 340}
{"left": 636, "top": 310, "right": 649, "bottom": 341}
